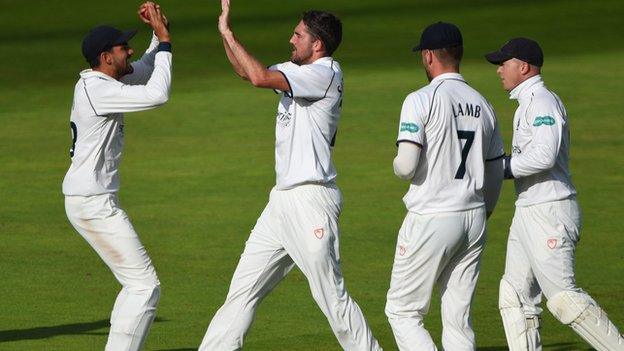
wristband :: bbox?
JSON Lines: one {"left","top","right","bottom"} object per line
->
{"left": 158, "top": 42, "right": 172, "bottom": 52}
{"left": 503, "top": 155, "right": 514, "bottom": 179}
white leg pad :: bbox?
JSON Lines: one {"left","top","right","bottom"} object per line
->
{"left": 499, "top": 279, "right": 542, "bottom": 351}
{"left": 547, "top": 291, "right": 624, "bottom": 351}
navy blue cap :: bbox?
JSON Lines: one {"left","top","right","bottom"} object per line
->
{"left": 485, "top": 38, "right": 544, "bottom": 67}
{"left": 413, "top": 22, "right": 463, "bottom": 51}
{"left": 82, "top": 25, "right": 137, "bottom": 63}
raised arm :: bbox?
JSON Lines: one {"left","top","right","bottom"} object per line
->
{"left": 89, "top": 3, "right": 172, "bottom": 115}
{"left": 218, "top": 1, "right": 246, "bottom": 79}
{"left": 218, "top": 0, "right": 289, "bottom": 91}
{"left": 121, "top": 2, "right": 171, "bottom": 85}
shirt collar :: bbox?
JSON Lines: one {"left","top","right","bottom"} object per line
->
{"left": 79, "top": 69, "right": 115, "bottom": 81}
{"left": 312, "top": 56, "right": 334, "bottom": 65}
{"left": 509, "top": 75, "right": 544, "bottom": 101}
{"left": 430, "top": 72, "right": 465, "bottom": 85}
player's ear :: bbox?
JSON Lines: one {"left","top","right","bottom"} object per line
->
{"left": 520, "top": 61, "right": 531, "bottom": 75}
{"left": 313, "top": 38, "right": 324, "bottom": 54}
{"left": 422, "top": 50, "right": 433, "bottom": 66}
{"left": 100, "top": 51, "right": 113, "bottom": 66}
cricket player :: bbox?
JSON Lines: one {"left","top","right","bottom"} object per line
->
{"left": 385, "top": 22, "right": 505, "bottom": 351}
{"left": 62, "top": 3, "right": 171, "bottom": 350}
{"left": 485, "top": 38, "right": 624, "bottom": 351}
{"left": 198, "top": 1, "right": 382, "bottom": 350}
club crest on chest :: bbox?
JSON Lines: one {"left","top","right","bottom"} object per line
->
{"left": 314, "top": 228, "right": 325, "bottom": 239}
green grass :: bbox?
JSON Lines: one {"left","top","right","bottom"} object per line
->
{"left": 1, "top": 0, "right": 623, "bottom": 350}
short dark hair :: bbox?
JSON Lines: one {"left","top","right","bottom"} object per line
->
{"left": 433, "top": 45, "right": 463, "bottom": 67}
{"left": 301, "top": 10, "right": 342, "bottom": 56}
{"left": 88, "top": 55, "right": 102, "bottom": 68}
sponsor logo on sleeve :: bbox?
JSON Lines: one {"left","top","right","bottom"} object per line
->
{"left": 400, "top": 122, "right": 420, "bottom": 133}
{"left": 533, "top": 116, "right": 556, "bottom": 127}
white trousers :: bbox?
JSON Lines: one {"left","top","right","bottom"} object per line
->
{"left": 199, "top": 184, "right": 382, "bottom": 351}
{"left": 503, "top": 199, "right": 583, "bottom": 317}
{"left": 65, "top": 193, "right": 160, "bottom": 351}
{"left": 385, "top": 207, "right": 487, "bottom": 351}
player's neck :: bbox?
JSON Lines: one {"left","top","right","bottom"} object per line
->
{"left": 430, "top": 66, "right": 459, "bottom": 79}
{"left": 93, "top": 66, "right": 121, "bottom": 80}
{"left": 301, "top": 52, "right": 327, "bottom": 65}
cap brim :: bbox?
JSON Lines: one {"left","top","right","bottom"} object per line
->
{"left": 412, "top": 44, "right": 423, "bottom": 52}
{"left": 485, "top": 50, "right": 512, "bottom": 65}
{"left": 112, "top": 29, "right": 138, "bottom": 46}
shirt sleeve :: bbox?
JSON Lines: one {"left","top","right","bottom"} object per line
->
{"left": 510, "top": 98, "right": 563, "bottom": 177}
{"left": 87, "top": 51, "right": 172, "bottom": 115}
{"left": 486, "top": 115, "right": 505, "bottom": 161}
{"left": 396, "top": 93, "right": 427, "bottom": 147}
{"left": 120, "top": 32, "right": 160, "bottom": 86}
{"left": 268, "top": 61, "right": 334, "bottom": 99}
{"left": 484, "top": 157, "right": 503, "bottom": 214}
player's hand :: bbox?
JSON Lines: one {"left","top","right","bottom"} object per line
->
{"left": 141, "top": 2, "right": 171, "bottom": 42}
{"left": 138, "top": 2, "right": 151, "bottom": 24}
{"left": 218, "top": 0, "right": 231, "bottom": 34}
{"left": 139, "top": 3, "right": 170, "bottom": 31}
{"left": 155, "top": 4, "right": 169, "bottom": 29}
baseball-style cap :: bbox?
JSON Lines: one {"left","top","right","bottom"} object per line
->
{"left": 82, "top": 25, "right": 137, "bottom": 62}
{"left": 413, "top": 22, "right": 463, "bottom": 51}
{"left": 485, "top": 38, "right": 544, "bottom": 67}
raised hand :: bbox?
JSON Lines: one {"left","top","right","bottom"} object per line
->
{"left": 218, "top": 0, "right": 231, "bottom": 34}
{"left": 139, "top": 2, "right": 170, "bottom": 42}
{"left": 155, "top": 4, "right": 169, "bottom": 28}
{"left": 138, "top": 2, "right": 151, "bottom": 24}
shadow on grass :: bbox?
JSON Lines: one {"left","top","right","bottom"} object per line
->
{"left": 0, "top": 317, "right": 167, "bottom": 343}
{"left": 478, "top": 342, "right": 591, "bottom": 351}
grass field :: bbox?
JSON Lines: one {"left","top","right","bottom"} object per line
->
{"left": 1, "top": 0, "right": 623, "bottom": 350}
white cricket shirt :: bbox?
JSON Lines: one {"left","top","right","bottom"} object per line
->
{"left": 508, "top": 75, "right": 576, "bottom": 206}
{"left": 397, "top": 73, "right": 504, "bottom": 214}
{"left": 62, "top": 37, "right": 172, "bottom": 196}
{"left": 268, "top": 57, "right": 343, "bottom": 190}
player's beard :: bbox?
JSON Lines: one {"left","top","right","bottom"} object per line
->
{"left": 290, "top": 44, "right": 312, "bottom": 65}
{"left": 114, "top": 56, "right": 134, "bottom": 78}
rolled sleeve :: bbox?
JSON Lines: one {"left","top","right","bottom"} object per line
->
{"left": 269, "top": 61, "right": 334, "bottom": 100}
